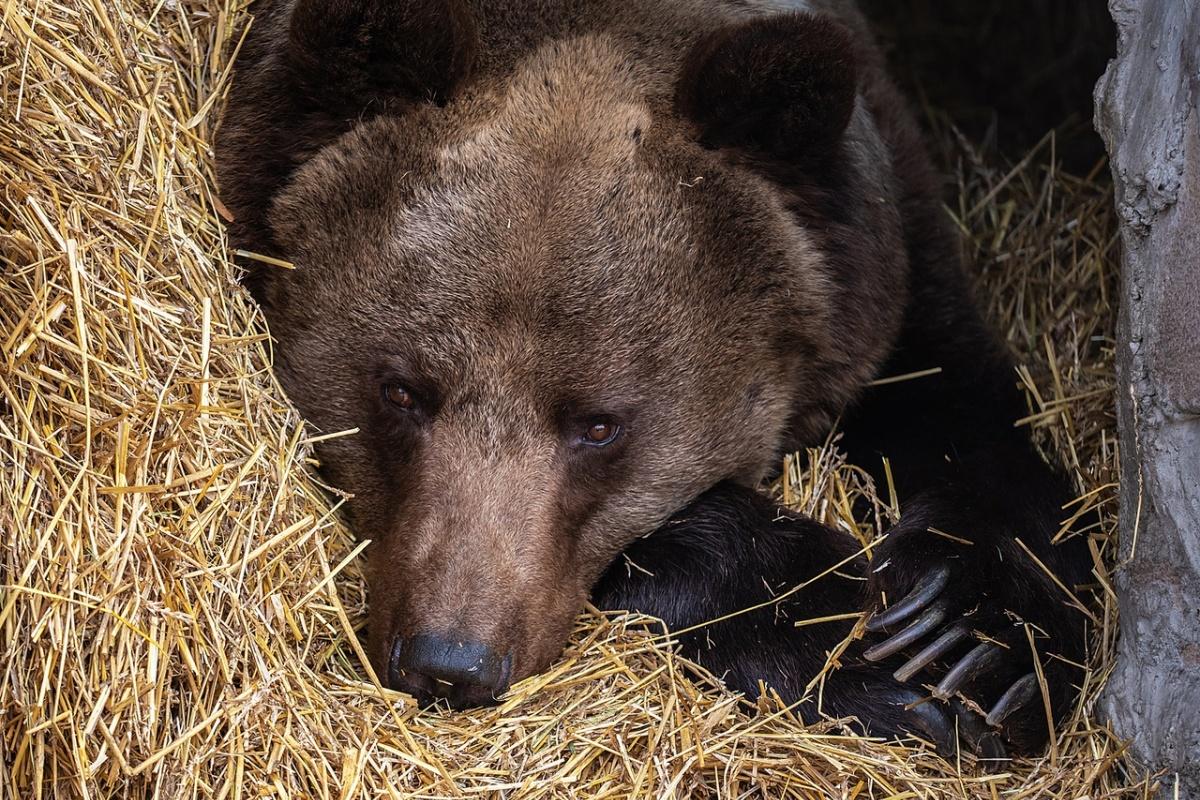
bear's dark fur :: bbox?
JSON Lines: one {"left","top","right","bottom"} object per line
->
{"left": 217, "top": 0, "right": 1092, "bottom": 758}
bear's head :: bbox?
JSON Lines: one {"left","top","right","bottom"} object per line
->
{"left": 223, "top": 0, "right": 897, "bottom": 706}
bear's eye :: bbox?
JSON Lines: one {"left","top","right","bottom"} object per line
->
{"left": 582, "top": 420, "right": 621, "bottom": 447}
{"left": 382, "top": 382, "right": 416, "bottom": 411}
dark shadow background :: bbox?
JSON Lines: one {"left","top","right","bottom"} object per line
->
{"left": 859, "top": 0, "right": 1115, "bottom": 171}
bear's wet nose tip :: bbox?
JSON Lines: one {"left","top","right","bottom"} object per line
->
{"left": 388, "top": 633, "right": 513, "bottom": 709}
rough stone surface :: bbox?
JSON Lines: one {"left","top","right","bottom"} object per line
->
{"left": 1093, "top": 0, "right": 1200, "bottom": 796}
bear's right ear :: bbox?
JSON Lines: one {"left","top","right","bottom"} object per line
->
{"left": 287, "top": 0, "right": 477, "bottom": 112}
{"left": 674, "top": 13, "right": 859, "bottom": 158}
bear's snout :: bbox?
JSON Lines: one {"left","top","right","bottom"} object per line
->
{"left": 387, "top": 632, "right": 513, "bottom": 709}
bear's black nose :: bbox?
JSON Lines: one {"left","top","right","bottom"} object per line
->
{"left": 388, "top": 633, "right": 512, "bottom": 709}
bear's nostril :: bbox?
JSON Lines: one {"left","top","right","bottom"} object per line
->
{"left": 388, "top": 633, "right": 513, "bottom": 708}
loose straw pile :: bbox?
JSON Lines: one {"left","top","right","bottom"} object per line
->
{"left": 0, "top": 1, "right": 1156, "bottom": 797}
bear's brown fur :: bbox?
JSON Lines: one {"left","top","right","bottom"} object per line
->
{"left": 217, "top": 0, "right": 1091, "bottom": 756}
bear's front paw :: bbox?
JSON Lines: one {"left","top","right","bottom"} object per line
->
{"left": 860, "top": 515, "right": 1090, "bottom": 757}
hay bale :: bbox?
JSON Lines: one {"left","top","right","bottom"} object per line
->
{"left": 0, "top": 1, "right": 1156, "bottom": 797}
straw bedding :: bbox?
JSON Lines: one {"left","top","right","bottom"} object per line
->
{"left": 0, "top": 1, "right": 1158, "bottom": 797}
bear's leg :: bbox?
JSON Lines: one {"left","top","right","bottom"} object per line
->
{"left": 592, "top": 482, "right": 1002, "bottom": 756}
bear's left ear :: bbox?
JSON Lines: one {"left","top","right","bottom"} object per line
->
{"left": 674, "top": 13, "right": 859, "bottom": 158}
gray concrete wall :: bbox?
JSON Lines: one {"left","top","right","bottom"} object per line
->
{"left": 1094, "top": 0, "right": 1200, "bottom": 796}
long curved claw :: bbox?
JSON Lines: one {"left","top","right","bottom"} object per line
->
{"left": 863, "top": 600, "right": 950, "bottom": 662}
{"left": 865, "top": 563, "right": 952, "bottom": 633}
{"left": 934, "top": 641, "right": 1006, "bottom": 700}
{"left": 892, "top": 621, "right": 972, "bottom": 682}
{"left": 986, "top": 672, "right": 1040, "bottom": 727}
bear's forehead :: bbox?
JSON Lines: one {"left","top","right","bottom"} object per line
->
{"left": 391, "top": 165, "right": 693, "bottom": 294}
{"left": 399, "top": 36, "right": 673, "bottom": 268}
{"left": 376, "top": 50, "right": 719, "bottom": 315}
{"left": 299, "top": 127, "right": 808, "bottom": 360}
{"left": 336, "top": 171, "right": 748, "bottom": 390}
{"left": 278, "top": 29, "right": 830, "bottom": 371}
{"left": 286, "top": 36, "right": 720, "bottom": 307}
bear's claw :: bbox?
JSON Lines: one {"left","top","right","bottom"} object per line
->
{"left": 985, "top": 672, "right": 1040, "bottom": 727}
{"left": 864, "top": 563, "right": 950, "bottom": 632}
{"left": 891, "top": 621, "right": 971, "bottom": 682}
{"left": 862, "top": 598, "right": 950, "bottom": 661}
{"left": 934, "top": 640, "right": 1005, "bottom": 699}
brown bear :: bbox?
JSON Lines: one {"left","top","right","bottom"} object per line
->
{"left": 216, "top": 0, "right": 1093, "bottom": 758}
